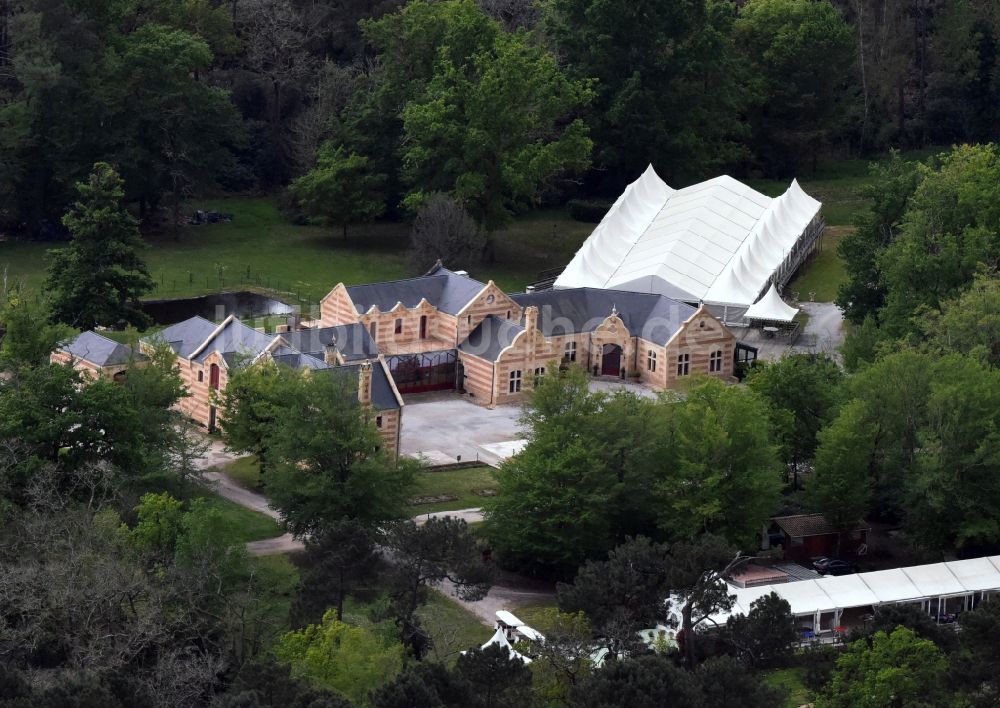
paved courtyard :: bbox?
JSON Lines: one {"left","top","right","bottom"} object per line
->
{"left": 399, "top": 392, "right": 525, "bottom": 465}
{"left": 399, "top": 380, "right": 657, "bottom": 465}
{"left": 738, "top": 301, "right": 845, "bottom": 362}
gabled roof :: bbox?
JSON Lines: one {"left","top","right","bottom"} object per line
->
{"left": 459, "top": 315, "right": 524, "bottom": 361}
{"left": 327, "top": 361, "right": 401, "bottom": 410}
{"left": 345, "top": 264, "right": 485, "bottom": 315}
{"left": 152, "top": 316, "right": 219, "bottom": 358}
{"left": 280, "top": 324, "right": 378, "bottom": 363}
{"left": 191, "top": 318, "right": 273, "bottom": 365}
{"left": 511, "top": 288, "right": 697, "bottom": 345}
{"left": 772, "top": 514, "right": 869, "bottom": 538}
{"left": 60, "top": 331, "right": 140, "bottom": 367}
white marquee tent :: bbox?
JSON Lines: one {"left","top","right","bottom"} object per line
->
{"left": 744, "top": 283, "right": 799, "bottom": 322}
{"left": 555, "top": 166, "right": 822, "bottom": 321}
{"left": 701, "top": 555, "right": 1000, "bottom": 635}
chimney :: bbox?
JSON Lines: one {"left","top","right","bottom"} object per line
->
{"left": 525, "top": 306, "right": 539, "bottom": 333}
{"left": 324, "top": 332, "right": 338, "bottom": 365}
{"left": 358, "top": 362, "right": 373, "bottom": 405}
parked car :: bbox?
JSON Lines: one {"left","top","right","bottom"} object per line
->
{"left": 813, "top": 557, "right": 856, "bottom": 575}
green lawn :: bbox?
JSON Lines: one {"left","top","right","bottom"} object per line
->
{"left": 761, "top": 667, "right": 814, "bottom": 708}
{"left": 224, "top": 456, "right": 265, "bottom": 492}
{"left": 342, "top": 587, "right": 491, "bottom": 665}
{"left": 0, "top": 199, "right": 592, "bottom": 310}
{"left": 405, "top": 466, "right": 497, "bottom": 515}
{"left": 223, "top": 458, "right": 496, "bottom": 517}
{"left": 417, "top": 589, "right": 493, "bottom": 664}
{"left": 192, "top": 489, "right": 284, "bottom": 544}
{"left": 787, "top": 225, "right": 849, "bottom": 302}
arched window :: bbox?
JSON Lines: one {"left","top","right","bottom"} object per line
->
{"left": 209, "top": 363, "right": 221, "bottom": 390}
{"left": 647, "top": 350, "right": 657, "bottom": 372}
{"left": 369, "top": 322, "right": 377, "bottom": 340}
{"left": 394, "top": 318, "right": 402, "bottom": 334}
{"left": 419, "top": 315, "right": 428, "bottom": 339}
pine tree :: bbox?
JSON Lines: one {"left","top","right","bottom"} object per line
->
{"left": 46, "top": 163, "right": 154, "bottom": 329}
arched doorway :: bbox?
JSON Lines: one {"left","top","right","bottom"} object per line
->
{"left": 208, "top": 363, "right": 221, "bottom": 432}
{"left": 601, "top": 344, "right": 622, "bottom": 376}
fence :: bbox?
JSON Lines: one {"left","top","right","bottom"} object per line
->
{"left": 147, "top": 264, "right": 320, "bottom": 314}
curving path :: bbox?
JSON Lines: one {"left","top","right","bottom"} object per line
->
{"left": 194, "top": 440, "right": 554, "bottom": 622}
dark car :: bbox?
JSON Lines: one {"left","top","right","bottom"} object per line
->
{"left": 813, "top": 557, "right": 856, "bottom": 575}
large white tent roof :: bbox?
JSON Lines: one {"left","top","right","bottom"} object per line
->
{"left": 555, "top": 166, "right": 821, "bottom": 307}
{"left": 709, "top": 556, "right": 1000, "bottom": 623}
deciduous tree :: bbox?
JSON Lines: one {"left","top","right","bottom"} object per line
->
{"left": 289, "top": 144, "right": 385, "bottom": 240}
{"left": 818, "top": 627, "right": 948, "bottom": 708}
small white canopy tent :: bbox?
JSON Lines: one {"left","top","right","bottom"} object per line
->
{"left": 743, "top": 283, "right": 799, "bottom": 322}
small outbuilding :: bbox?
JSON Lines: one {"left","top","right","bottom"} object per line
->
{"left": 766, "top": 514, "right": 870, "bottom": 563}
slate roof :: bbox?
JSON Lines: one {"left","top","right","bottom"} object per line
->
{"left": 511, "top": 288, "right": 697, "bottom": 345}
{"left": 280, "top": 324, "right": 378, "bottom": 363}
{"left": 459, "top": 315, "right": 524, "bottom": 362}
{"left": 345, "top": 265, "right": 485, "bottom": 315}
{"left": 141, "top": 317, "right": 397, "bottom": 406}
{"left": 323, "top": 361, "right": 401, "bottom": 410}
{"left": 152, "top": 316, "right": 219, "bottom": 358}
{"left": 61, "top": 331, "right": 140, "bottom": 367}
{"left": 772, "top": 514, "right": 869, "bottom": 538}
{"left": 191, "top": 319, "right": 273, "bottom": 365}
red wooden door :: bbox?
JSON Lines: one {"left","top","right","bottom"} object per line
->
{"left": 209, "top": 363, "right": 220, "bottom": 390}
{"left": 601, "top": 344, "right": 622, "bottom": 376}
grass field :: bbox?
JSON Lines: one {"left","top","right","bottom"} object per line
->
{"left": 3, "top": 151, "right": 945, "bottom": 315}
{"left": 224, "top": 456, "right": 264, "bottom": 492}
{"left": 0, "top": 200, "right": 592, "bottom": 310}
{"left": 405, "top": 466, "right": 497, "bottom": 515}
{"left": 342, "top": 587, "right": 491, "bottom": 665}
{"left": 761, "top": 667, "right": 814, "bottom": 707}
{"left": 787, "top": 225, "right": 850, "bottom": 302}
{"left": 224, "top": 457, "right": 497, "bottom": 517}
{"left": 192, "top": 489, "right": 285, "bottom": 543}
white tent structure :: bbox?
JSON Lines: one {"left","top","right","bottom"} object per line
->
{"left": 743, "top": 283, "right": 799, "bottom": 322}
{"left": 480, "top": 627, "right": 533, "bottom": 664}
{"left": 555, "top": 166, "right": 823, "bottom": 322}
{"left": 704, "top": 556, "right": 1000, "bottom": 637}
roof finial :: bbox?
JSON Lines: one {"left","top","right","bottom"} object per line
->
{"left": 610, "top": 303, "right": 617, "bottom": 317}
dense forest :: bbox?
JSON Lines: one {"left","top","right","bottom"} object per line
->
{"left": 3, "top": 0, "right": 1000, "bottom": 235}
{"left": 5, "top": 0, "right": 1000, "bottom": 706}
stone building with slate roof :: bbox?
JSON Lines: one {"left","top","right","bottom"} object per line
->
{"left": 317, "top": 263, "right": 737, "bottom": 407}
{"left": 54, "top": 315, "right": 404, "bottom": 456}
{"left": 50, "top": 330, "right": 146, "bottom": 380}
{"left": 140, "top": 314, "right": 403, "bottom": 455}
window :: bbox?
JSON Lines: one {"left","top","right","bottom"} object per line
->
{"left": 509, "top": 369, "right": 522, "bottom": 393}
{"left": 197, "top": 370, "right": 204, "bottom": 382}
{"left": 376, "top": 415, "right": 383, "bottom": 429}
{"left": 564, "top": 341, "right": 577, "bottom": 362}
{"left": 647, "top": 350, "right": 657, "bottom": 372}
{"left": 394, "top": 318, "right": 402, "bottom": 335}
{"left": 506, "top": 310, "right": 511, "bottom": 320}
{"left": 709, "top": 349, "right": 723, "bottom": 373}
{"left": 467, "top": 314, "right": 472, "bottom": 326}
{"left": 533, "top": 366, "right": 545, "bottom": 385}
{"left": 369, "top": 322, "right": 377, "bottom": 340}
{"left": 419, "top": 315, "right": 427, "bottom": 339}
{"left": 486, "top": 294, "right": 495, "bottom": 304}
{"left": 676, "top": 353, "right": 690, "bottom": 376}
